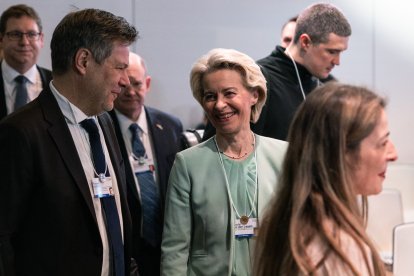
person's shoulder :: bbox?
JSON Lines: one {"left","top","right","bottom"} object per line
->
{"left": 0, "top": 96, "right": 44, "bottom": 132}
{"left": 146, "top": 106, "right": 182, "bottom": 128}
{"left": 256, "top": 51, "right": 274, "bottom": 66}
{"left": 36, "top": 65, "right": 53, "bottom": 84}
{"left": 36, "top": 65, "right": 52, "bottom": 76}
{"left": 36, "top": 65, "right": 52, "bottom": 73}
{"left": 257, "top": 46, "right": 282, "bottom": 64}
{"left": 177, "top": 136, "right": 215, "bottom": 158}
{"left": 256, "top": 47, "right": 289, "bottom": 79}
{"left": 256, "top": 134, "right": 288, "bottom": 149}
{"left": 255, "top": 135, "right": 287, "bottom": 168}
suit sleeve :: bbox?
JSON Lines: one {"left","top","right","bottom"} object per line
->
{"left": 161, "top": 153, "right": 192, "bottom": 275}
{"left": 0, "top": 123, "right": 34, "bottom": 276}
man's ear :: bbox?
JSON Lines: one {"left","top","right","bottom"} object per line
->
{"left": 299, "top": 34, "right": 312, "bottom": 50}
{"left": 145, "top": 75, "right": 152, "bottom": 91}
{"left": 39, "top": 32, "right": 45, "bottom": 49}
{"left": 74, "top": 48, "right": 91, "bottom": 75}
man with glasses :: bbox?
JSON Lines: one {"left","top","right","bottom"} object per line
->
{"left": 0, "top": 4, "right": 52, "bottom": 120}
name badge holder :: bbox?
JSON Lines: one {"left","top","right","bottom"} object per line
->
{"left": 92, "top": 174, "right": 114, "bottom": 198}
{"left": 235, "top": 217, "right": 258, "bottom": 238}
{"left": 130, "top": 155, "right": 155, "bottom": 174}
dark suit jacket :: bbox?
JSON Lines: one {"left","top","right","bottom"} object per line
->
{"left": 109, "top": 107, "right": 183, "bottom": 255}
{"left": 0, "top": 88, "right": 133, "bottom": 276}
{"left": 0, "top": 64, "right": 52, "bottom": 121}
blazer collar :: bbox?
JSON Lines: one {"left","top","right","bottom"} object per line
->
{"left": 39, "top": 89, "right": 97, "bottom": 222}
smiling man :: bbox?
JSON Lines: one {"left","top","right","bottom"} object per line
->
{"left": 0, "top": 4, "right": 52, "bottom": 120}
{"left": 255, "top": 3, "right": 351, "bottom": 141}
{"left": 0, "top": 8, "right": 138, "bottom": 276}
{"left": 109, "top": 52, "right": 183, "bottom": 276}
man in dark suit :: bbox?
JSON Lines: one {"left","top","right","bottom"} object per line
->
{"left": 109, "top": 52, "right": 183, "bottom": 276}
{"left": 0, "top": 4, "right": 52, "bottom": 120}
{"left": 0, "top": 9, "right": 138, "bottom": 276}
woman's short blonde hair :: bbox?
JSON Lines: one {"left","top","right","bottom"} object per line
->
{"left": 190, "top": 48, "right": 267, "bottom": 123}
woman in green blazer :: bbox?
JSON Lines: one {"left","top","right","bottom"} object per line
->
{"left": 161, "top": 48, "right": 287, "bottom": 276}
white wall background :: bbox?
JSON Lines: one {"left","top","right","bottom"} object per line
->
{"left": 1, "top": 0, "right": 413, "bottom": 165}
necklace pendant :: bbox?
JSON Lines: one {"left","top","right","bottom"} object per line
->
{"left": 240, "top": 215, "right": 249, "bottom": 225}
{"left": 98, "top": 173, "right": 106, "bottom": 183}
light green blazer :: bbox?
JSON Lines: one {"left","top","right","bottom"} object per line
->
{"left": 161, "top": 135, "right": 287, "bottom": 276}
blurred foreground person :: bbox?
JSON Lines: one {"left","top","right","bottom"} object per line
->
{"left": 255, "top": 82, "right": 397, "bottom": 276}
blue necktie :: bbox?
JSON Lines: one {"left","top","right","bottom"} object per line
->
{"left": 80, "top": 119, "right": 125, "bottom": 276}
{"left": 129, "top": 123, "right": 162, "bottom": 247}
{"left": 14, "top": 75, "right": 28, "bottom": 111}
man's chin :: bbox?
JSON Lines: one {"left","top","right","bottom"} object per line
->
{"left": 103, "top": 102, "right": 115, "bottom": 112}
{"left": 317, "top": 73, "right": 330, "bottom": 80}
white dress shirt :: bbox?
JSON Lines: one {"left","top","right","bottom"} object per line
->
{"left": 1, "top": 60, "right": 43, "bottom": 114}
{"left": 114, "top": 108, "right": 159, "bottom": 192}
{"left": 50, "top": 81, "right": 124, "bottom": 276}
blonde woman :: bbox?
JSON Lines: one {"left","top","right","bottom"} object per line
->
{"left": 161, "top": 48, "right": 287, "bottom": 275}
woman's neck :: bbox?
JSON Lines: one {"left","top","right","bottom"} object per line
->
{"left": 216, "top": 130, "right": 255, "bottom": 160}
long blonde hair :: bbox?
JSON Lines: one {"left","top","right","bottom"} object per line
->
{"left": 255, "top": 83, "right": 387, "bottom": 276}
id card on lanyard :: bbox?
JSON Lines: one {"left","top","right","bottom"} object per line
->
{"left": 130, "top": 155, "right": 155, "bottom": 174}
{"left": 92, "top": 176, "right": 114, "bottom": 198}
{"left": 234, "top": 217, "right": 258, "bottom": 238}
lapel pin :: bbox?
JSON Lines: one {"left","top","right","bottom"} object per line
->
{"left": 156, "top": 124, "right": 163, "bottom": 130}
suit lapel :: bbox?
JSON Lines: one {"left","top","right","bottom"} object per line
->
{"left": 40, "top": 89, "right": 97, "bottom": 221}
{"left": 256, "top": 136, "right": 267, "bottom": 218}
{"left": 145, "top": 107, "right": 169, "bottom": 199}
{"left": 37, "top": 65, "right": 52, "bottom": 89}
{"left": 0, "top": 69, "right": 7, "bottom": 119}
{"left": 145, "top": 107, "right": 163, "bottom": 154}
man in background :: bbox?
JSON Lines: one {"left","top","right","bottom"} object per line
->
{"left": 0, "top": 8, "right": 138, "bottom": 275}
{"left": 255, "top": 3, "right": 351, "bottom": 141}
{"left": 280, "top": 15, "right": 297, "bottom": 48}
{"left": 280, "top": 14, "right": 336, "bottom": 83}
{"left": 203, "top": 3, "right": 350, "bottom": 141}
{"left": 255, "top": 2, "right": 351, "bottom": 140}
{"left": 0, "top": 4, "right": 52, "bottom": 120}
{"left": 109, "top": 52, "right": 183, "bottom": 276}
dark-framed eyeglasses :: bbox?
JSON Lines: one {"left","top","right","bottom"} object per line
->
{"left": 5, "top": 31, "right": 41, "bottom": 41}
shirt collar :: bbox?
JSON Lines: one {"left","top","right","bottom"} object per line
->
{"left": 1, "top": 59, "right": 38, "bottom": 84}
{"left": 115, "top": 107, "right": 148, "bottom": 136}
{"left": 49, "top": 80, "right": 90, "bottom": 125}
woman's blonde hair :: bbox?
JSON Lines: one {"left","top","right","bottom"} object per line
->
{"left": 255, "top": 82, "right": 387, "bottom": 276}
{"left": 190, "top": 48, "right": 266, "bottom": 123}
